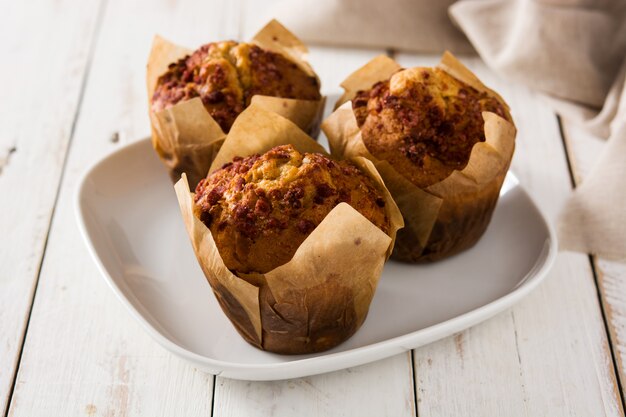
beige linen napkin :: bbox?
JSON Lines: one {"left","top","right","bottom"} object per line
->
{"left": 243, "top": 0, "right": 474, "bottom": 53}
{"left": 556, "top": 76, "right": 626, "bottom": 261}
{"left": 249, "top": 0, "right": 626, "bottom": 260}
{"left": 450, "top": 0, "right": 626, "bottom": 261}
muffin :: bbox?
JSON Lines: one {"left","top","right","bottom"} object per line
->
{"left": 324, "top": 53, "right": 516, "bottom": 262}
{"left": 194, "top": 144, "right": 390, "bottom": 274}
{"left": 147, "top": 20, "right": 325, "bottom": 188}
{"left": 175, "top": 105, "right": 403, "bottom": 354}
{"left": 151, "top": 41, "right": 321, "bottom": 133}
{"left": 352, "top": 68, "right": 511, "bottom": 188}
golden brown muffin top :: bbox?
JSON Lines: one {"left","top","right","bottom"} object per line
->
{"left": 151, "top": 41, "right": 321, "bottom": 133}
{"left": 353, "top": 68, "right": 510, "bottom": 188}
{"left": 194, "top": 144, "right": 389, "bottom": 274}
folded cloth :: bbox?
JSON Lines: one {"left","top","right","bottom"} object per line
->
{"left": 450, "top": 0, "right": 626, "bottom": 261}
{"left": 558, "top": 123, "right": 626, "bottom": 261}
{"left": 249, "top": 0, "right": 626, "bottom": 260}
{"left": 557, "top": 72, "right": 626, "bottom": 261}
{"left": 243, "top": 0, "right": 474, "bottom": 53}
{"left": 451, "top": 0, "right": 626, "bottom": 107}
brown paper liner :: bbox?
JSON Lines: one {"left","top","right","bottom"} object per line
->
{"left": 336, "top": 55, "right": 402, "bottom": 109}
{"left": 323, "top": 52, "right": 517, "bottom": 262}
{"left": 175, "top": 105, "right": 403, "bottom": 354}
{"left": 147, "top": 20, "right": 325, "bottom": 188}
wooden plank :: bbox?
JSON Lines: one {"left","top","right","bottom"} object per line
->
{"left": 208, "top": 2, "right": 417, "bottom": 415}
{"left": 561, "top": 124, "right": 605, "bottom": 183}
{"left": 214, "top": 354, "right": 415, "bottom": 417}
{"left": 0, "top": 0, "right": 103, "bottom": 415}
{"left": 6, "top": 0, "right": 242, "bottom": 415}
{"left": 395, "top": 53, "right": 624, "bottom": 416}
{"left": 562, "top": 121, "right": 626, "bottom": 401}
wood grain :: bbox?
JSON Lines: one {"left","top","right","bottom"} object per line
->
{"left": 0, "top": 0, "right": 103, "bottom": 414}
{"left": 214, "top": 10, "right": 418, "bottom": 413}
{"left": 562, "top": 121, "right": 626, "bottom": 401}
{"left": 5, "top": 0, "right": 241, "bottom": 415}
{"left": 3, "top": 0, "right": 625, "bottom": 414}
{"left": 396, "top": 53, "right": 624, "bottom": 416}
{"left": 214, "top": 353, "right": 415, "bottom": 417}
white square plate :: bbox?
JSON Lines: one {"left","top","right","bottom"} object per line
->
{"left": 76, "top": 138, "right": 556, "bottom": 381}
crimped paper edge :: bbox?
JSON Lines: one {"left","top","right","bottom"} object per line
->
{"left": 324, "top": 52, "right": 517, "bottom": 256}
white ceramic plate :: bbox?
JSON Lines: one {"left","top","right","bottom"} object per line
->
{"left": 76, "top": 138, "right": 556, "bottom": 381}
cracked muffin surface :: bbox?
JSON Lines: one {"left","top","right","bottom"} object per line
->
{"left": 352, "top": 68, "right": 510, "bottom": 188}
{"left": 151, "top": 41, "right": 321, "bottom": 133}
{"left": 194, "top": 144, "right": 389, "bottom": 274}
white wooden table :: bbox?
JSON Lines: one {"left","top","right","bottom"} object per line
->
{"left": 2, "top": 0, "right": 626, "bottom": 415}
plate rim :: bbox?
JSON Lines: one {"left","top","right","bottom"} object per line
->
{"left": 75, "top": 137, "right": 558, "bottom": 380}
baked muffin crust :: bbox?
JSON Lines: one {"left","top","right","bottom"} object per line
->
{"left": 353, "top": 68, "right": 510, "bottom": 188}
{"left": 194, "top": 144, "right": 389, "bottom": 274}
{"left": 152, "top": 41, "right": 321, "bottom": 133}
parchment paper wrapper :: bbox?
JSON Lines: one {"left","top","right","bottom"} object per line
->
{"left": 174, "top": 105, "right": 403, "bottom": 354}
{"left": 324, "top": 52, "right": 516, "bottom": 262}
{"left": 147, "top": 19, "right": 326, "bottom": 187}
